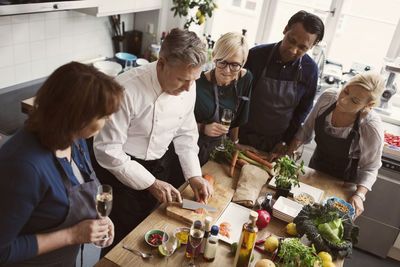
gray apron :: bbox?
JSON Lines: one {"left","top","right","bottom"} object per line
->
{"left": 309, "top": 101, "right": 361, "bottom": 181}
{"left": 197, "top": 70, "right": 249, "bottom": 165}
{"left": 7, "top": 141, "right": 100, "bottom": 267}
{"left": 240, "top": 43, "right": 302, "bottom": 152}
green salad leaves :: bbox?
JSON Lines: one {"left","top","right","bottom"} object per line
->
{"left": 276, "top": 238, "right": 321, "bottom": 267}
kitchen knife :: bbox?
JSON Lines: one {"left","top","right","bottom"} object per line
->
{"left": 170, "top": 199, "right": 218, "bottom": 212}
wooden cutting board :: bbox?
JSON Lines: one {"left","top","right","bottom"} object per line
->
{"left": 166, "top": 182, "right": 235, "bottom": 225}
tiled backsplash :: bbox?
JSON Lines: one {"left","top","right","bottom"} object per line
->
{"left": 0, "top": 11, "right": 114, "bottom": 90}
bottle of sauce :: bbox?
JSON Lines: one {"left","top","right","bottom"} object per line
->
{"left": 261, "top": 193, "right": 273, "bottom": 215}
{"left": 200, "top": 216, "right": 212, "bottom": 254}
{"left": 203, "top": 225, "right": 219, "bottom": 262}
{"left": 233, "top": 211, "right": 258, "bottom": 267}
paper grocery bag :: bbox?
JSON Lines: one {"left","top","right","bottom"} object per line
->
{"left": 232, "top": 164, "right": 270, "bottom": 208}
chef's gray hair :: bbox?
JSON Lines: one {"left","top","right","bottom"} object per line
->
{"left": 345, "top": 71, "right": 385, "bottom": 104}
{"left": 160, "top": 28, "right": 207, "bottom": 67}
{"left": 213, "top": 32, "right": 249, "bottom": 65}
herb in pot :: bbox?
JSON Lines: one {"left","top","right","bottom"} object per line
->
{"left": 275, "top": 238, "right": 321, "bottom": 267}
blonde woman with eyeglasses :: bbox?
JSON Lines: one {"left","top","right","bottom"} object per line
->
{"left": 194, "top": 32, "right": 253, "bottom": 165}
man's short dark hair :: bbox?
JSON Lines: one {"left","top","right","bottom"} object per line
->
{"left": 287, "top": 10, "right": 325, "bottom": 44}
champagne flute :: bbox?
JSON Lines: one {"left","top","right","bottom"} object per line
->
{"left": 160, "top": 231, "right": 178, "bottom": 266}
{"left": 93, "top": 184, "right": 113, "bottom": 248}
{"left": 216, "top": 109, "right": 234, "bottom": 151}
{"left": 292, "top": 144, "right": 304, "bottom": 162}
{"left": 188, "top": 221, "right": 204, "bottom": 267}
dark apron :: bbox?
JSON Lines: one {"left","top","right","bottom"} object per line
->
{"left": 240, "top": 43, "right": 302, "bottom": 152}
{"left": 7, "top": 141, "right": 99, "bottom": 267}
{"left": 198, "top": 69, "right": 249, "bottom": 165}
{"left": 309, "top": 102, "right": 361, "bottom": 182}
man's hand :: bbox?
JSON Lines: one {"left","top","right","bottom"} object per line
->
{"left": 148, "top": 179, "right": 182, "bottom": 203}
{"left": 204, "top": 122, "right": 228, "bottom": 137}
{"left": 189, "top": 176, "right": 214, "bottom": 204}
{"left": 350, "top": 194, "right": 364, "bottom": 220}
{"left": 269, "top": 142, "right": 288, "bottom": 161}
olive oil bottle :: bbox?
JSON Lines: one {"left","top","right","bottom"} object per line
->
{"left": 233, "top": 211, "right": 258, "bottom": 267}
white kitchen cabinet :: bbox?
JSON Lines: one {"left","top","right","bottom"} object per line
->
{"left": 80, "top": 0, "right": 162, "bottom": 17}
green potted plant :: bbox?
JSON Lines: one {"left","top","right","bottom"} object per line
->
{"left": 274, "top": 155, "right": 305, "bottom": 198}
{"left": 171, "top": 0, "right": 218, "bottom": 29}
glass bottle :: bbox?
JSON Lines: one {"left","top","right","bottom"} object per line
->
{"left": 261, "top": 193, "right": 273, "bottom": 215}
{"left": 203, "top": 225, "right": 219, "bottom": 262}
{"left": 200, "top": 216, "right": 212, "bottom": 254}
{"left": 233, "top": 211, "right": 258, "bottom": 267}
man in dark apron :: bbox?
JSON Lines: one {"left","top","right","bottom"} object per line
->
{"left": 239, "top": 10, "right": 324, "bottom": 155}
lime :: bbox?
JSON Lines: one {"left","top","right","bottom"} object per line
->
{"left": 158, "top": 245, "right": 166, "bottom": 256}
{"left": 264, "top": 236, "right": 279, "bottom": 252}
{"left": 286, "top": 222, "right": 298, "bottom": 236}
{"left": 196, "top": 10, "right": 202, "bottom": 18}
{"left": 231, "top": 242, "right": 238, "bottom": 254}
{"left": 318, "top": 251, "right": 333, "bottom": 263}
{"left": 176, "top": 239, "right": 181, "bottom": 249}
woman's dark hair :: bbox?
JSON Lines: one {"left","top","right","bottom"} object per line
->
{"left": 25, "top": 61, "right": 124, "bottom": 150}
{"left": 287, "top": 10, "right": 325, "bottom": 44}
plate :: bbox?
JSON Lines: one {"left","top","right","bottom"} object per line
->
{"left": 215, "top": 202, "right": 252, "bottom": 244}
{"left": 323, "top": 197, "right": 355, "bottom": 218}
{"left": 272, "top": 196, "right": 303, "bottom": 222}
{"left": 268, "top": 177, "right": 324, "bottom": 203}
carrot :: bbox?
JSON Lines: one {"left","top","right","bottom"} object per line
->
{"left": 237, "top": 158, "right": 249, "bottom": 166}
{"left": 244, "top": 150, "right": 274, "bottom": 169}
{"left": 229, "top": 150, "right": 239, "bottom": 177}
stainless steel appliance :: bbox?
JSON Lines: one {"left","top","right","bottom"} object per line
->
{"left": 355, "top": 140, "right": 400, "bottom": 258}
{"left": 0, "top": 0, "right": 97, "bottom": 16}
{"left": 379, "top": 62, "right": 399, "bottom": 109}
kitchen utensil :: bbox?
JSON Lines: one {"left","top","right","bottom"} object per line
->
{"left": 122, "top": 245, "right": 154, "bottom": 259}
{"left": 169, "top": 199, "right": 218, "bottom": 212}
{"left": 166, "top": 182, "right": 234, "bottom": 225}
{"left": 145, "top": 229, "right": 168, "bottom": 247}
{"left": 115, "top": 52, "right": 137, "bottom": 71}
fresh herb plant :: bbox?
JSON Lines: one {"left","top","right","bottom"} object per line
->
{"left": 274, "top": 155, "right": 305, "bottom": 189}
{"left": 276, "top": 238, "right": 322, "bottom": 267}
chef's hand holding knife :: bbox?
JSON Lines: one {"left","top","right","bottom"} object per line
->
{"left": 148, "top": 179, "right": 182, "bottom": 204}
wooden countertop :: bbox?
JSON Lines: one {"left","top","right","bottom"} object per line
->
{"left": 95, "top": 161, "right": 349, "bottom": 267}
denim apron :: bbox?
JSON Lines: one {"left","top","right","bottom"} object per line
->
{"left": 7, "top": 141, "right": 100, "bottom": 267}
{"left": 309, "top": 102, "right": 361, "bottom": 181}
{"left": 240, "top": 43, "right": 302, "bottom": 152}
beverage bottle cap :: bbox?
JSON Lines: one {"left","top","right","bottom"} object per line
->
{"left": 250, "top": 210, "right": 258, "bottom": 221}
{"left": 193, "top": 220, "right": 202, "bottom": 230}
{"left": 265, "top": 193, "right": 272, "bottom": 200}
{"left": 210, "top": 225, "right": 219, "bottom": 235}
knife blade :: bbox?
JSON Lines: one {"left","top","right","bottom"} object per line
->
{"left": 170, "top": 199, "right": 218, "bottom": 212}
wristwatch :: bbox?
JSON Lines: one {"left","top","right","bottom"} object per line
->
{"left": 354, "top": 191, "right": 366, "bottom": 202}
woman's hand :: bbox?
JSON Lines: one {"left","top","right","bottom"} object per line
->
{"left": 93, "top": 217, "right": 115, "bottom": 248}
{"left": 204, "top": 122, "right": 228, "bottom": 137}
{"left": 69, "top": 218, "right": 110, "bottom": 244}
{"left": 350, "top": 194, "right": 364, "bottom": 220}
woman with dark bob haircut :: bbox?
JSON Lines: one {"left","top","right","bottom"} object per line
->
{"left": 0, "top": 61, "right": 123, "bottom": 266}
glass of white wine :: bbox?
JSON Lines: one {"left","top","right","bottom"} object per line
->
{"left": 160, "top": 231, "right": 178, "bottom": 266}
{"left": 93, "top": 184, "right": 113, "bottom": 248}
{"left": 216, "top": 108, "right": 234, "bottom": 151}
{"left": 188, "top": 221, "right": 204, "bottom": 267}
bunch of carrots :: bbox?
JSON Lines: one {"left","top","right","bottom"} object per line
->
{"left": 210, "top": 140, "right": 275, "bottom": 178}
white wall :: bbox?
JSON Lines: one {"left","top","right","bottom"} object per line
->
{"left": 0, "top": 11, "right": 115, "bottom": 90}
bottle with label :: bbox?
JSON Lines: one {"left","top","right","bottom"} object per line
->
{"left": 233, "top": 211, "right": 258, "bottom": 267}
{"left": 203, "top": 225, "right": 219, "bottom": 262}
{"left": 261, "top": 193, "right": 273, "bottom": 215}
{"left": 200, "top": 216, "right": 212, "bottom": 254}
{"left": 185, "top": 220, "right": 204, "bottom": 258}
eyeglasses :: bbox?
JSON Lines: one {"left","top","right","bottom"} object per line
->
{"left": 215, "top": 59, "right": 242, "bottom": 72}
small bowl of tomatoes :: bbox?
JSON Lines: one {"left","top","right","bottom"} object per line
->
{"left": 145, "top": 229, "right": 168, "bottom": 247}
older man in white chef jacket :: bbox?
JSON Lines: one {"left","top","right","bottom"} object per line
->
{"left": 93, "top": 28, "right": 213, "bottom": 252}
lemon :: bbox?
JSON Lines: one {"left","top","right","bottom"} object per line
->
{"left": 231, "top": 242, "right": 238, "bottom": 254}
{"left": 318, "top": 251, "right": 333, "bottom": 263}
{"left": 264, "top": 236, "right": 279, "bottom": 252}
{"left": 199, "top": 15, "right": 205, "bottom": 24}
{"left": 286, "top": 222, "right": 298, "bottom": 236}
{"left": 322, "top": 261, "right": 336, "bottom": 267}
{"left": 196, "top": 10, "right": 202, "bottom": 18}
{"left": 255, "top": 259, "right": 276, "bottom": 267}
{"left": 213, "top": 2, "right": 218, "bottom": 8}
{"left": 158, "top": 244, "right": 166, "bottom": 256}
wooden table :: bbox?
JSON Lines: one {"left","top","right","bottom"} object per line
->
{"left": 94, "top": 161, "right": 349, "bottom": 267}
{"left": 21, "top": 97, "right": 35, "bottom": 114}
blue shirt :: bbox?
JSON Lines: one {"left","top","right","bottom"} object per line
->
{"left": 244, "top": 42, "right": 318, "bottom": 143}
{"left": 0, "top": 130, "right": 92, "bottom": 264}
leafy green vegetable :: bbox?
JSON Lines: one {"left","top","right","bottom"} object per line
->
{"left": 293, "top": 199, "right": 359, "bottom": 260}
{"left": 275, "top": 238, "right": 321, "bottom": 267}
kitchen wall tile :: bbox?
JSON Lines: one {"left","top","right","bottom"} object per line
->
{"left": 0, "top": 25, "right": 13, "bottom": 46}
{"left": 0, "top": 16, "right": 11, "bottom": 26}
{"left": 45, "top": 19, "right": 60, "bottom": 39}
{"left": 30, "top": 41, "right": 46, "bottom": 61}
{"left": 46, "top": 57, "right": 63, "bottom": 74}
{"left": 29, "top": 20, "right": 45, "bottom": 42}
{"left": 45, "top": 12, "right": 60, "bottom": 20}
{"left": 0, "top": 66, "right": 15, "bottom": 89}
{"left": 14, "top": 43, "right": 31, "bottom": 64}
{"left": 11, "top": 14, "right": 29, "bottom": 24}
{"left": 45, "top": 38, "right": 60, "bottom": 57}
{"left": 12, "top": 23, "right": 29, "bottom": 44}
{"left": 0, "top": 46, "right": 14, "bottom": 68}
{"left": 31, "top": 59, "right": 47, "bottom": 79}
{"left": 29, "top": 14, "right": 45, "bottom": 22}
{"left": 15, "top": 63, "right": 32, "bottom": 84}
